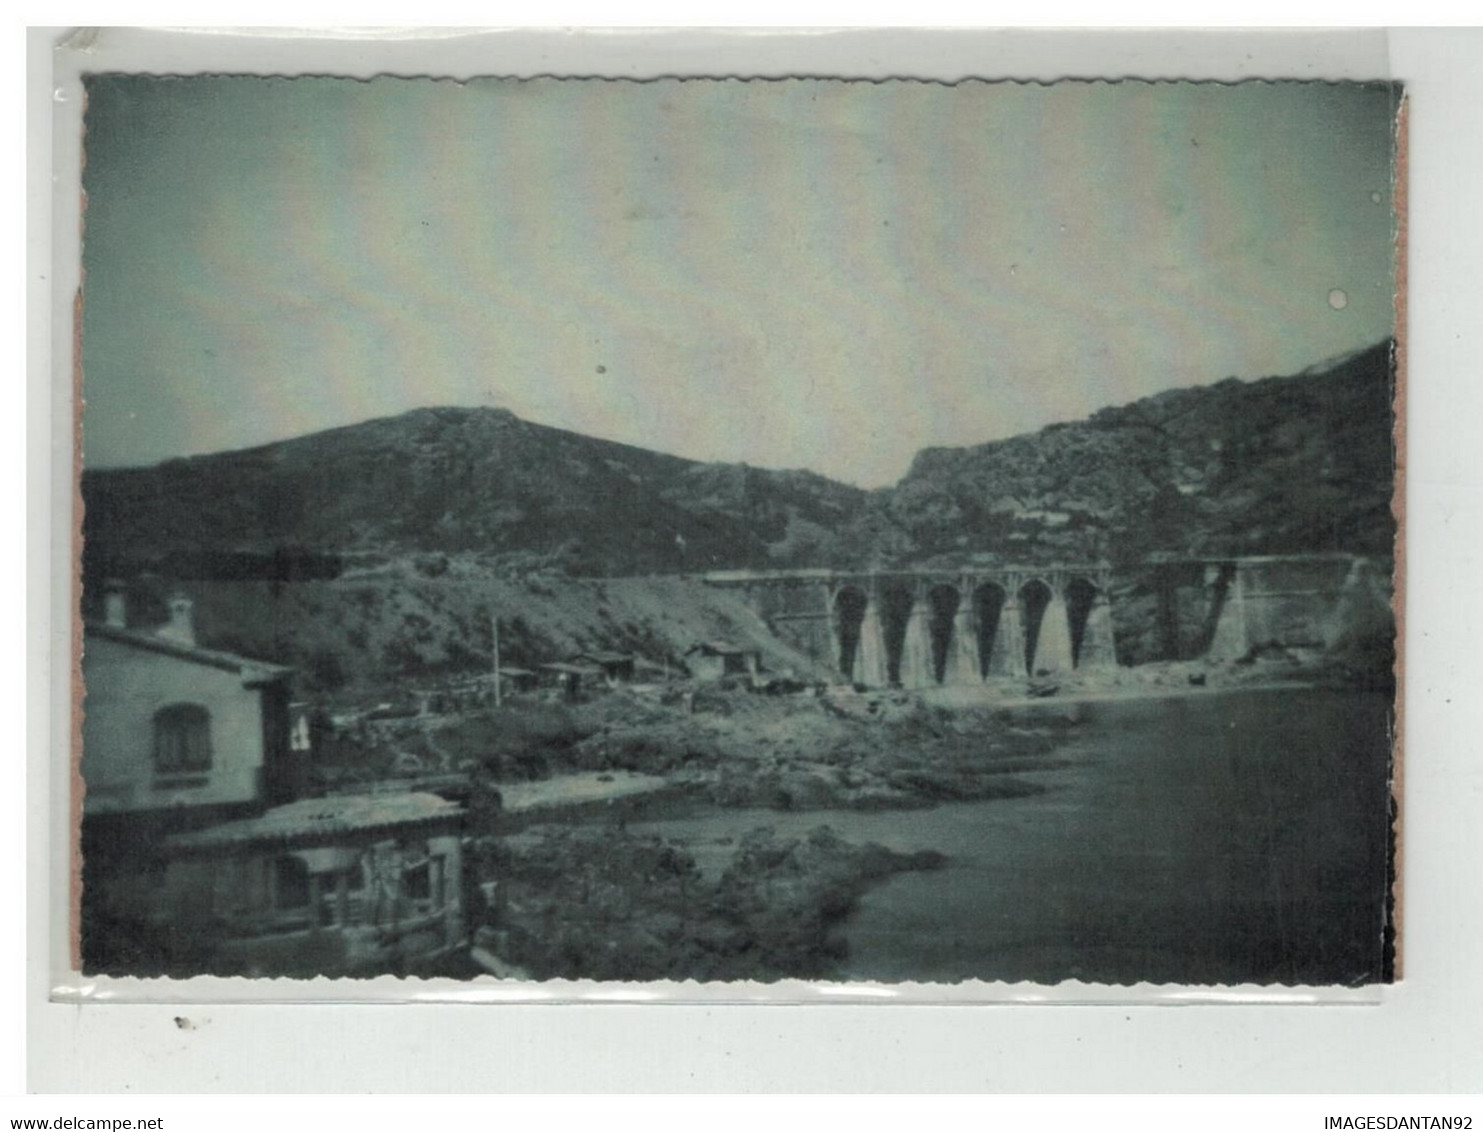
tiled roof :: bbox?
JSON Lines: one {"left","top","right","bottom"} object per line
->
{"left": 573, "top": 651, "right": 633, "bottom": 665}
{"left": 165, "top": 792, "right": 463, "bottom": 853}
{"left": 85, "top": 622, "right": 293, "bottom": 685}
{"left": 538, "top": 662, "right": 603, "bottom": 676}
{"left": 686, "top": 640, "right": 751, "bottom": 656}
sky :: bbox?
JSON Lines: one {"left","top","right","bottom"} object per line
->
{"left": 80, "top": 76, "right": 1400, "bottom": 487}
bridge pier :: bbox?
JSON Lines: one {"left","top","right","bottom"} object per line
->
{"left": 856, "top": 605, "right": 889, "bottom": 687}
{"left": 898, "top": 588, "right": 934, "bottom": 688}
{"left": 991, "top": 598, "right": 1027, "bottom": 678}
{"left": 1031, "top": 589, "right": 1075, "bottom": 675}
{"left": 1077, "top": 590, "right": 1118, "bottom": 671}
{"left": 1327, "top": 558, "right": 1392, "bottom": 650}
{"left": 1155, "top": 563, "right": 1183, "bottom": 660}
{"left": 946, "top": 598, "right": 980, "bottom": 685}
{"left": 1206, "top": 565, "right": 1249, "bottom": 661}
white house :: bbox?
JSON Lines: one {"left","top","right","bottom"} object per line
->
{"left": 81, "top": 593, "right": 299, "bottom": 819}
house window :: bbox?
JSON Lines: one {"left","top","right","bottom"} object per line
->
{"left": 401, "top": 855, "right": 445, "bottom": 916}
{"left": 153, "top": 703, "right": 213, "bottom": 774}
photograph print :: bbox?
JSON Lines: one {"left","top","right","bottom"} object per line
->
{"left": 74, "top": 74, "right": 1402, "bottom": 987}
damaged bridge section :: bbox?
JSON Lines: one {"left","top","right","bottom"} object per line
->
{"left": 1148, "top": 554, "right": 1393, "bottom": 663}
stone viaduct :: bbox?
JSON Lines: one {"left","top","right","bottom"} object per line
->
{"left": 702, "top": 554, "right": 1390, "bottom": 689}
{"left": 702, "top": 565, "right": 1117, "bottom": 688}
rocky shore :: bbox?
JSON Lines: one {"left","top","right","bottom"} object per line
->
{"left": 470, "top": 823, "right": 946, "bottom": 982}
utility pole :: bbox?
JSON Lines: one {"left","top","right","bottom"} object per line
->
{"left": 491, "top": 610, "right": 502, "bottom": 708}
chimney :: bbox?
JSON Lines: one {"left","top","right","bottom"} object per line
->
{"left": 159, "top": 592, "right": 196, "bottom": 646}
{"left": 103, "top": 581, "right": 128, "bottom": 629}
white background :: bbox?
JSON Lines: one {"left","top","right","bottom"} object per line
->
{"left": 17, "top": 18, "right": 1483, "bottom": 1103}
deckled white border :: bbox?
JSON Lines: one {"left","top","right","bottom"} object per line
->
{"left": 49, "top": 973, "right": 1384, "bottom": 1007}
{"left": 34, "top": 17, "right": 1406, "bottom": 1009}
{"left": 28, "top": 25, "right": 1483, "bottom": 1092}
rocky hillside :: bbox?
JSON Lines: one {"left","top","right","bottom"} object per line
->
{"left": 102, "top": 562, "right": 837, "bottom": 698}
{"left": 83, "top": 407, "right": 872, "bottom": 577}
{"left": 84, "top": 340, "right": 1397, "bottom": 580}
{"left": 885, "top": 339, "right": 1397, "bottom": 568}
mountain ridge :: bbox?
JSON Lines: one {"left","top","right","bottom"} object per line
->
{"left": 82, "top": 339, "right": 1397, "bottom": 577}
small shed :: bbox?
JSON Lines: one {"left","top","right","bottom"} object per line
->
{"left": 496, "top": 666, "right": 540, "bottom": 695}
{"left": 571, "top": 651, "right": 636, "bottom": 685}
{"left": 538, "top": 661, "right": 604, "bottom": 698}
{"left": 633, "top": 657, "right": 674, "bottom": 683}
{"left": 684, "top": 641, "right": 761, "bottom": 682}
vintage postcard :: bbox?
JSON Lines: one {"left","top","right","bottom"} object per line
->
{"left": 73, "top": 73, "right": 1402, "bottom": 989}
